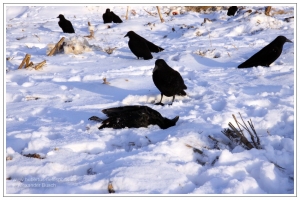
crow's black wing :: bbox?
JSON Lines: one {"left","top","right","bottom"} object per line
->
{"left": 66, "top": 20, "right": 75, "bottom": 33}
{"left": 111, "top": 12, "right": 123, "bottom": 23}
{"left": 134, "top": 34, "right": 164, "bottom": 53}
{"left": 128, "top": 37, "right": 153, "bottom": 60}
{"left": 153, "top": 68, "right": 186, "bottom": 97}
{"left": 144, "top": 40, "right": 164, "bottom": 53}
{"left": 100, "top": 106, "right": 151, "bottom": 129}
{"left": 103, "top": 13, "right": 113, "bottom": 23}
{"left": 238, "top": 43, "right": 281, "bottom": 68}
{"left": 102, "top": 106, "right": 147, "bottom": 117}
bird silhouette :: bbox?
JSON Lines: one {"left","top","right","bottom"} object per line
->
{"left": 152, "top": 59, "right": 187, "bottom": 106}
{"left": 102, "top": 9, "right": 113, "bottom": 23}
{"left": 238, "top": 36, "right": 292, "bottom": 68}
{"left": 89, "top": 105, "right": 179, "bottom": 129}
{"left": 124, "top": 31, "right": 164, "bottom": 60}
{"left": 227, "top": 6, "right": 238, "bottom": 16}
{"left": 57, "top": 14, "right": 75, "bottom": 33}
{"left": 103, "top": 9, "right": 123, "bottom": 23}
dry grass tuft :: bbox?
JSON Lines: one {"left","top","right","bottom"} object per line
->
{"left": 185, "top": 144, "right": 203, "bottom": 155}
{"left": 108, "top": 181, "right": 115, "bottom": 193}
{"left": 185, "top": 6, "right": 225, "bottom": 13}
{"left": 103, "top": 77, "right": 110, "bottom": 85}
{"left": 131, "top": 9, "right": 136, "bottom": 16}
{"left": 221, "top": 113, "right": 262, "bottom": 150}
{"left": 87, "top": 168, "right": 96, "bottom": 175}
{"left": 272, "top": 9, "right": 290, "bottom": 15}
{"left": 104, "top": 47, "right": 117, "bottom": 55}
{"left": 6, "top": 156, "right": 13, "bottom": 161}
{"left": 195, "top": 30, "right": 202, "bottom": 36}
{"left": 144, "top": 8, "right": 157, "bottom": 16}
{"left": 185, "top": 6, "right": 212, "bottom": 12}
{"left": 25, "top": 96, "right": 41, "bottom": 101}
{"left": 23, "top": 153, "right": 44, "bottom": 159}
{"left": 194, "top": 49, "right": 216, "bottom": 57}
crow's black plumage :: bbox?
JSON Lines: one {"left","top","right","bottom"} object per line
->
{"left": 152, "top": 59, "right": 187, "bottom": 106}
{"left": 103, "top": 9, "right": 123, "bottom": 23}
{"left": 227, "top": 6, "right": 238, "bottom": 16}
{"left": 124, "top": 31, "right": 164, "bottom": 60}
{"left": 102, "top": 9, "right": 113, "bottom": 23}
{"left": 57, "top": 14, "right": 75, "bottom": 33}
{"left": 111, "top": 11, "right": 123, "bottom": 23}
{"left": 133, "top": 32, "right": 164, "bottom": 53}
{"left": 88, "top": 105, "right": 179, "bottom": 129}
{"left": 238, "top": 36, "right": 292, "bottom": 68}
{"left": 124, "top": 31, "right": 153, "bottom": 60}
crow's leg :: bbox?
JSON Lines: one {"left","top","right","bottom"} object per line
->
{"left": 168, "top": 95, "right": 175, "bottom": 106}
{"left": 155, "top": 93, "right": 165, "bottom": 106}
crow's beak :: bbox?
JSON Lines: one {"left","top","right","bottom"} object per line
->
{"left": 286, "top": 38, "right": 293, "bottom": 43}
{"left": 124, "top": 33, "right": 128, "bottom": 38}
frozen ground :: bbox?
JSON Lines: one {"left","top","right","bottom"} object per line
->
{"left": 5, "top": 5, "right": 295, "bottom": 195}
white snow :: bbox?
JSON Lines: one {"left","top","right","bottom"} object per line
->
{"left": 4, "top": 4, "right": 295, "bottom": 195}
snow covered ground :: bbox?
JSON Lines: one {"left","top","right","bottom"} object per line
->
{"left": 5, "top": 5, "right": 295, "bottom": 195}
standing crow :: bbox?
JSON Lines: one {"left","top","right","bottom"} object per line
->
{"left": 227, "top": 6, "right": 238, "bottom": 16}
{"left": 152, "top": 59, "right": 187, "bottom": 106}
{"left": 57, "top": 14, "right": 75, "bottom": 33}
{"left": 103, "top": 8, "right": 123, "bottom": 23}
{"left": 124, "top": 31, "right": 164, "bottom": 60}
{"left": 238, "top": 36, "right": 293, "bottom": 68}
{"left": 103, "top": 9, "right": 113, "bottom": 23}
{"left": 88, "top": 105, "right": 179, "bottom": 129}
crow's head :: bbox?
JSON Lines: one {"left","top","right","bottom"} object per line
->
{"left": 124, "top": 31, "right": 136, "bottom": 38}
{"left": 57, "top": 14, "right": 65, "bottom": 20}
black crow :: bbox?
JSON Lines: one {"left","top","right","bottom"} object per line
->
{"left": 89, "top": 105, "right": 179, "bottom": 130}
{"left": 111, "top": 11, "right": 123, "bottom": 23}
{"left": 152, "top": 59, "right": 187, "bottom": 106}
{"left": 238, "top": 36, "right": 293, "bottom": 68}
{"left": 124, "top": 31, "right": 153, "bottom": 60}
{"left": 103, "top": 9, "right": 123, "bottom": 23}
{"left": 103, "top": 8, "right": 114, "bottom": 23}
{"left": 227, "top": 6, "right": 238, "bottom": 16}
{"left": 124, "top": 31, "right": 164, "bottom": 60}
{"left": 57, "top": 14, "right": 75, "bottom": 33}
